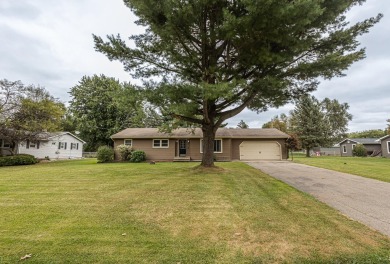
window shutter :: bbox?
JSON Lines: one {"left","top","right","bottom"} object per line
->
{"left": 76, "top": 143, "right": 79, "bottom": 150}
{"left": 37, "top": 141, "right": 40, "bottom": 149}
{"left": 26, "top": 140, "right": 30, "bottom": 149}
{"left": 64, "top": 142, "right": 67, "bottom": 150}
{"left": 58, "top": 142, "right": 61, "bottom": 149}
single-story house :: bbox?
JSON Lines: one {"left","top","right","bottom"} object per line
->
{"left": 378, "top": 135, "right": 390, "bottom": 158}
{"left": 0, "top": 132, "right": 86, "bottom": 159}
{"left": 111, "top": 127, "right": 289, "bottom": 161}
{"left": 338, "top": 138, "right": 382, "bottom": 157}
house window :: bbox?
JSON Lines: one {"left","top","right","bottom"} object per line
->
{"left": 352, "top": 144, "right": 356, "bottom": 150}
{"left": 26, "top": 140, "right": 39, "bottom": 149}
{"left": 200, "top": 139, "right": 223, "bottom": 153}
{"left": 71, "top": 143, "right": 79, "bottom": 150}
{"left": 124, "top": 139, "right": 132, "bottom": 146}
{"left": 153, "top": 139, "right": 169, "bottom": 148}
{"left": 3, "top": 141, "right": 11, "bottom": 148}
{"left": 58, "top": 142, "right": 67, "bottom": 150}
{"left": 342, "top": 145, "right": 347, "bottom": 153}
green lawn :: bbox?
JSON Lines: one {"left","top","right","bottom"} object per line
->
{"left": 1, "top": 160, "right": 390, "bottom": 263}
{"left": 293, "top": 156, "right": 390, "bottom": 183}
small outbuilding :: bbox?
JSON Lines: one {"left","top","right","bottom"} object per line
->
{"left": 338, "top": 138, "right": 382, "bottom": 157}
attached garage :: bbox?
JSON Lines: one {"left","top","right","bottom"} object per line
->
{"left": 239, "top": 141, "right": 282, "bottom": 160}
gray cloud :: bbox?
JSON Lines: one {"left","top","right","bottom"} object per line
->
{"left": 0, "top": 0, "right": 389, "bottom": 132}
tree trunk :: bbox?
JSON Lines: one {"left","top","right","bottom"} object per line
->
{"left": 306, "top": 147, "right": 310, "bottom": 157}
{"left": 201, "top": 124, "right": 216, "bottom": 167}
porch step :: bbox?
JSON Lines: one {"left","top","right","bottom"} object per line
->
{"left": 173, "top": 156, "right": 191, "bottom": 162}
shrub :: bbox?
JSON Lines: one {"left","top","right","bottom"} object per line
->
{"left": 96, "top": 146, "right": 114, "bottom": 163}
{"left": 130, "top": 150, "right": 146, "bottom": 163}
{"left": 0, "top": 154, "right": 38, "bottom": 167}
{"left": 353, "top": 144, "right": 367, "bottom": 157}
{"left": 116, "top": 144, "right": 133, "bottom": 161}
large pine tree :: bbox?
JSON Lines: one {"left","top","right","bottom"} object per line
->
{"left": 94, "top": 0, "right": 381, "bottom": 167}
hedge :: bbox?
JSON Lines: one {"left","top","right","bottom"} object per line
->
{"left": 0, "top": 154, "right": 39, "bottom": 167}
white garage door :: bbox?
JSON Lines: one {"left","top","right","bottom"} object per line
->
{"left": 240, "top": 141, "right": 281, "bottom": 160}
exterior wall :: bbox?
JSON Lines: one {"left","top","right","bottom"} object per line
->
{"left": 114, "top": 138, "right": 234, "bottom": 161}
{"left": 364, "top": 144, "right": 381, "bottom": 155}
{"left": 231, "top": 138, "right": 288, "bottom": 160}
{"left": 340, "top": 142, "right": 381, "bottom": 157}
{"left": 0, "top": 139, "right": 12, "bottom": 156}
{"left": 340, "top": 143, "right": 354, "bottom": 157}
{"left": 18, "top": 134, "right": 84, "bottom": 159}
{"left": 114, "top": 138, "right": 176, "bottom": 161}
{"left": 381, "top": 138, "right": 390, "bottom": 158}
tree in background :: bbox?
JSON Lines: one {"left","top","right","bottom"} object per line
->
{"left": 262, "top": 114, "right": 288, "bottom": 133}
{"left": 348, "top": 129, "right": 387, "bottom": 139}
{"left": 0, "top": 79, "right": 65, "bottom": 155}
{"left": 237, "top": 120, "right": 249, "bottom": 129}
{"left": 69, "top": 75, "right": 161, "bottom": 151}
{"left": 94, "top": 0, "right": 381, "bottom": 167}
{"left": 290, "top": 95, "right": 352, "bottom": 157}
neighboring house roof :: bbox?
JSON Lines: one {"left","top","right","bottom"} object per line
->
{"left": 338, "top": 138, "right": 381, "bottom": 145}
{"left": 377, "top": 135, "right": 390, "bottom": 141}
{"left": 37, "top": 132, "right": 86, "bottom": 143}
{"left": 111, "top": 128, "right": 289, "bottom": 139}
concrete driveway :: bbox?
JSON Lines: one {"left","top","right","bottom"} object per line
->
{"left": 246, "top": 161, "right": 390, "bottom": 237}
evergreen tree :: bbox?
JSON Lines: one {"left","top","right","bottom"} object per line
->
{"left": 237, "top": 120, "right": 249, "bottom": 129}
{"left": 290, "top": 95, "right": 352, "bottom": 157}
{"left": 94, "top": 0, "right": 381, "bottom": 167}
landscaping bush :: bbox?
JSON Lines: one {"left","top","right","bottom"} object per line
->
{"left": 96, "top": 146, "right": 114, "bottom": 163}
{"left": 0, "top": 154, "right": 38, "bottom": 167}
{"left": 353, "top": 144, "right": 367, "bottom": 157}
{"left": 130, "top": 150, "right": 146, "bottom": 163}
{"left": 116, "top": 144, "right": 133, "bottom": 161}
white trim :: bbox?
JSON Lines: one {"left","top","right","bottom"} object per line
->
{"left": 387, "top": 141, "right": 390, "bottom": 154}
{"left": 200, "top": 139, "right": 223, "bottom": 153}
{"left": 47, "top": 132, "right": 86, "bottom": 144}
{"left": 342, "top": 145, "right": 347, "bottom": 153}
{"left": 152, "top": 139, "right": 169, "bottom": 148}
{"left": 124, "top": 139, "right": 133, "bottom": 146}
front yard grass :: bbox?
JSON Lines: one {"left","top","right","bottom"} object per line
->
{"left": 1, "top": 159, "right": 390, "bottom": 263}
{"left": 293, "top": 156, "right": 390, "bottom": 183}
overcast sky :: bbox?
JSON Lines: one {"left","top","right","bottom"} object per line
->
{"left": 1, "top": 0, "right": 389, "bottom": 132}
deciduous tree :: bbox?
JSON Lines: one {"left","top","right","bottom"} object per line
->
{"left": 0, "top": 79, "right": 65, "bottom": 155}
{"left": 262, "top": 114, "right": 289, "bottom": 133}
{"left": 94, "top": 0, "right": 381, "bottom": 167}
{"left": 69, "top": 75, "right": 162, "bottom": 151}
{"left": 348, "top": 129, "right": 387, "bottom": 139}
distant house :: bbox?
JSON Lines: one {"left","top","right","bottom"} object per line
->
{"left": 378, "top": 135, "right": 390, "bottom": 158}
{"left": 0, "top": 132, "right": 85, "bottom": 159}
{"left": 338, "top": 138, "right": 381, "bottom": 157}
{"left": 111, "top": 128, "right": 289, "bottom": 161}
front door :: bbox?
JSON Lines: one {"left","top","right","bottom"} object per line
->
{"left": 179, "top": 140, "right": 187, "bottom": 156}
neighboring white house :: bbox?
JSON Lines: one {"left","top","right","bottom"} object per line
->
{"left": 1, "top": 132, "right": 86, "bottom": 159}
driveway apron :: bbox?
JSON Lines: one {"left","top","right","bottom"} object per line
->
{"left": 246, "top": 161, "right": 390, "bottom": 237}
